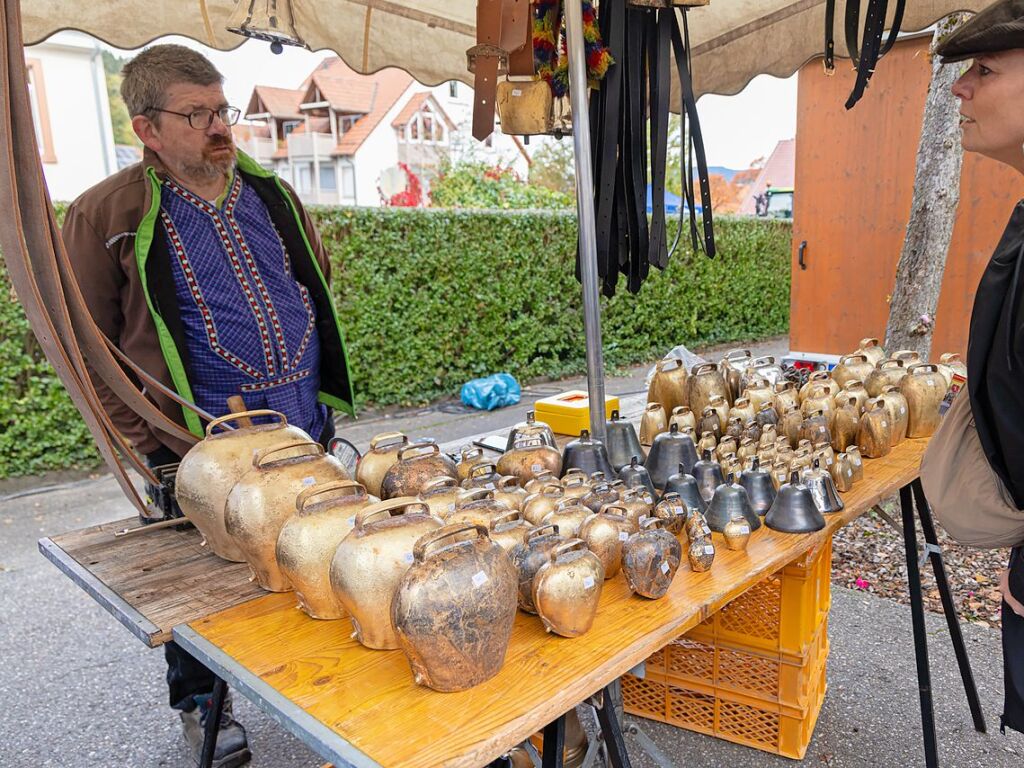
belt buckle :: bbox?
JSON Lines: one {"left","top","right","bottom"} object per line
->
{"left": 823, "top": 59, "right": 836, "bottom": 77}
{"left": 466, "top": 44, "right": 509, "bottom": 75}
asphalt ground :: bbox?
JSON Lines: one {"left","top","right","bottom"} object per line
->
{"left": 2, "top": 336, "right": 1022, "bottom": 766}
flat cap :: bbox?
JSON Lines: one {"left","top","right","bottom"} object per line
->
{"left": 936, "top": 0, "right": 1024, "bottom": 62}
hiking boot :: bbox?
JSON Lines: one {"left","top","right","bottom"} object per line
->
{"left": 179, "top": 691, "right": 251, "bottom": 768}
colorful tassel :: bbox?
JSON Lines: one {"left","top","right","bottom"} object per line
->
{"left": 534, "top": 0, "right": 612, "bottom": 97}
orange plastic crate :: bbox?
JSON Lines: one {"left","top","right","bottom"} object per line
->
{"left": 687, "top": 538, "right": 832, "bottom": 657}
{"left": 623, "top": 656, "right": 828, "bottom": 760}
{"left": 644, "top": 619, "right": 829, "bottom": 710}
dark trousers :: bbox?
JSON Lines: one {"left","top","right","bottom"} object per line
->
{"left": 148, "top": 409, "right": 336, "bottom": 711}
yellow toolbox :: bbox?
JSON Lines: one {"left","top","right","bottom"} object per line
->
{"left": 533, "top": 390, "right": 620, "bottom": 437}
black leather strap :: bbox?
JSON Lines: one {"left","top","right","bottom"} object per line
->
{"left": 824, "top": 0, "right": 836, "bottom": 73}
{"left": 592, "top": 0, "right": 624, "bottom": 284}
{"left": 670, "top": 8, "right": 715, "bottom": 258}
{"left": 841, "top": 0, "right": 907, "bottom": 109}
{"left": 646, "top": 8, "right": 671, "bottom": 270}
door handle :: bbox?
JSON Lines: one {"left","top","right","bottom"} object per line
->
{"left": 798, "top": 240, "right": 807, "bottom": 271}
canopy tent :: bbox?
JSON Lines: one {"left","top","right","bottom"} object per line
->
{"left": 23, "top": 1, "right": 994, "bottom": 104}
{"left": 1, "top": 0, "right": 998, "bottom": 513}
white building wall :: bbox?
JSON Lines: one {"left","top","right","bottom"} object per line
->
{"left": 26, "top": 31, "right": 117, "bottom": 202}
{"left": 349, "top": 83, "right": 416, "bottom": 207}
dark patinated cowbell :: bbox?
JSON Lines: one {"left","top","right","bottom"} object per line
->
{"left": 619, "top": 455, "right": 657, "bottom": 499}
{"left": 606, "top": 409, "right": 645, "bottom": 470}
{"left": 560, "top": 430, "right": 616, "bottom": 479}
{"left": 739, "top": 456, "right": 777, "bottom": 516}
{"left": 645, "top": 423, "right": 700, "bottom": 490}
{"left": 705, "top": 474, "right": 761, "bottom": 533}
{"left": 800, "top": 459, "right": 845, "bottom": 514}
{"left": 765, "top": 471, "right": 827, "bottom": 534}
{"left": 664, "top": 463, "right": 707, "bottom": 514}
{"left": 692, "top": 449, "right": 725, "bottom": 503}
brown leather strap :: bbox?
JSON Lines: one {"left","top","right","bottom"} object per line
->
{"left": 507, "top": 0, "right": 536, "bottom": 76}
{"left": 472, "top": 0, "right": 505, "bottom": 140}
{"left": 0, "top": 0, "right": 163, "bottom": 504}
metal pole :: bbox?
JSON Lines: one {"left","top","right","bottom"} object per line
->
{"left": 564, "top": 0, "right": 607, "bottom": 443}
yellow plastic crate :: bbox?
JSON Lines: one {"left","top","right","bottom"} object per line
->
{"left": 623, "top": 655, "right": 828, "bottom": 760}
{"left": 533, "top": 390, "right": 620, "bottom": 437}
{"left": 643, "top": 618, "right": 829, "bottom": 710}
{"left": 687, "top": 538, "right": 832, "bottom": 658}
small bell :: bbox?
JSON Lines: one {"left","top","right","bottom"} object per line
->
{"left": 226, "top": 0, "right": 308, "bottom": 52}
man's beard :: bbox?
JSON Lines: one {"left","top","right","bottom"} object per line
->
{"left": 181, "top": 136, "right": 236, "bottom": 179}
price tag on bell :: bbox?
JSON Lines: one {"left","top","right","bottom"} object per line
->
{"left": 882, "top": 421, "right": 888, "bottom": 427}
{"left": 739, "top": 525, "right": 750, "bottom": 534}
{"left": 660, "top": 561, "right": 671, "bottom": 574}
{"left": 302, "top": 476, "right": 316, "bottom": 486}
{"left": 347, "top": 515, "right": 356, "bottom": 526}
{"left": 583, "top": 575, "right": 595, "bottom": 589}
{"left": 531, "top": 464, "right": 543, "bottom": 473}
{"left": 618, "top": 531, "right": 629, "bottom": 541}
{"left": 703, "top": 544, "right": 715, "bottom": 555}
{"left": 403, "top": 552, "right": 414, "bottom": 565}
{"left": 448, "top": 502, "right": 456, "bottom": 513}
{"left": 472, "top": 570, "right": 489, "bottom": 588}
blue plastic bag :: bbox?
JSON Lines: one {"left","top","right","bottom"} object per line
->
{"left": 460, "top": 373, "right": 521, "bottom": 411}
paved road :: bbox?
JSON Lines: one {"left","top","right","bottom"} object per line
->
{"left": 2, "top": 336, "right": 1021, "bottom": 766}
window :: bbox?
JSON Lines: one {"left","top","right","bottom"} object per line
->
{"left": 422, "top": 115, "right": 433, "bottom": 142}
{"left": 282, "top": 120, "right": 301, "bottom": 136}
{"left": 338, "top": 114, "right": 359, "bottom": 135}
{"left": 25, "top": 59, "right": 56, "bottom": 163}
{"left": 296, "top": 163, "right": 313, "bottom": 193}
{"left": 409, "top": 118, "right": 419, "bottom": 141}
{"left": 320, "top": 165, "right": 337, "bottom": 192}
{"left": 449, "top": 81, "right": 458, "bottom": 98}
{"left": 340, "top": 164, "right": 355, "bottom": 198}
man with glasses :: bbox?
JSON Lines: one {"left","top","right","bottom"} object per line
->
{"left": 62, "top": 44, "right": 354, "bottom": 768}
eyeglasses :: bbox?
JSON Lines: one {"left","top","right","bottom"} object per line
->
{"left": 147, "top": 106, "right": 242, "bottom": 130}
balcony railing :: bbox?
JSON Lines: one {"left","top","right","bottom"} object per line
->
{"left": 286, "top": 132, "right": 335, "bottom": 158}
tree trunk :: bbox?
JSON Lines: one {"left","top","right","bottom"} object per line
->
{"left": 884, "top": 14, "right": 970, "bottom": 360}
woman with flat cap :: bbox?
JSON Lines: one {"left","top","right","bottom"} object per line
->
{"left": 922, "top": 0, "right": 1024, "bottom": 737}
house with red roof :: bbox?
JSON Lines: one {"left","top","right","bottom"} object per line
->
{"left": 240, "top": 56, "right": 529, "bottom": 206}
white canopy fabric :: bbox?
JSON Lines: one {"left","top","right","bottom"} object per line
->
{"left": 24, "top": 1, "right": 995, "bottom": 102}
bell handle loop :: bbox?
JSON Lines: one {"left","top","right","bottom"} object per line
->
{"left": 469, "top": 461, "right": 498, "bottom": 479}
{"left": 369, "top": 432, "right": 408, "bottom": 451}
{"left": 526, "top": 410, "right": 536, "bottom": 424}
{"left": 810, "top": 370, "right": 830, "bottom": 381}
{"left": 723, "top": 348, "right": 753, "bottom": 362}
{"left": 550, "top": 538, "right": 587, "bottom": 562}
{"left": 253, "top": 440, "right": 324, "bottom": 469}
{"left": 458, "top": 488, "right": 496, "bottom": 506}
{"left": 842, "top": 378, "right": 865, "bottom": 390}
{"left": 908, "top": 362, "right": 940, "bottom": 376}
{"left": 414, "top": 523, "right": 488, "bottom": 563}
{"left": 640, "top": 515, "right": 668, "bottom": 531}
{"left": 691, "top": 362, "right": 719, "bottom": 377}
{"left": 497, "top": 475, "right": 521, "bottom": 492}
{"left": 879, "top": 358, "right": 905, "bottom": 370}
{"left": 490, "top": 509, "right": 524, "bottom": 529}
{"left": 859, "top": 337, "right": 881, "bottom": 349}
{"left": 355, "top": 497, "right": 429, "bottom": 529}
{"left": 563, "top": 473, "right": 587, "bottom": 488}
{"left": 939, "top": 352, "right": 962, "bottom": 363}
{"left": 397, "top": 440, "right": 440, "bottom": 462}
{"left": 512, "top": 435, "right": 547, "bottom": 451}
{"left": 657, "top": 355, "right": 684, "bottom": 373}
{"left": 554, "top": 496, "right": 583, "bottom": 511}
{"left": 672, "top": 405, "right": 691, "bottom": 416}
{"left": 645, "top": 402, "right": 664, "bottom": 412}
{"left": 421, "top": 476, "right": 460, "bottom": 495}
{"left": 295, "top": 480, "right": 366, "bottom": 513}
{"left": 892, "top": 349, "right": 921, "bottom": 362}
{"left": 207, "top": 409, "right": 286, "bottom": 436}
{"left": 460, "top": 445, "right": 484, "bottom": 460}
{"left": 840, "top": 353, "right": 869, "bottom": 365}
{"left": 527, "top": 522, "right": 561, "bottom": 542}
{"left": 610, "top": 409, "right": 621, "bottom": 421}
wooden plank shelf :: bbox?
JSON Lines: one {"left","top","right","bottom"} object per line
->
{"left": 39, "top": 518, "right": 264, "bottom": 647}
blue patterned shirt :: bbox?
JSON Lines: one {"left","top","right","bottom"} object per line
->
{"left": 159, "top": 172, "right": 327, "bottom": 438}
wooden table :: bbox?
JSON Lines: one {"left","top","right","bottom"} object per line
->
{"left": 171, "top": 440, "right": 928, "bottom": 768}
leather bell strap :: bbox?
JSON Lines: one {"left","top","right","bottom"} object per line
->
{"left": 670, "top": 7, "right": 716, "bottom": 258}
{"left": 472, "top": 0, "right": 505, "bottom": 140}
{"left": 824, "top": 0, "right": 907, "bottom": 108}
{"left": 646, "top": 8, "right": 672, "bottom": 270}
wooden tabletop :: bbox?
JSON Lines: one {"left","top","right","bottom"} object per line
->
{"left": 39, "top": 518, "right": 264, "bottom": 647}
{"left": 174, "top": 438, "right": 928, "bottom": 768}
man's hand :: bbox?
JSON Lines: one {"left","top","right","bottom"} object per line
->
{"left": 999, "top": 568, "right": 1024, "bottom": 618}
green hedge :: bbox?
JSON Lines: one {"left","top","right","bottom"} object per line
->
{"left": 0, "top": 206, "right": 790, "bottom": 477}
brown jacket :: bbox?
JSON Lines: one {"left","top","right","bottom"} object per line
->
{"left": 62, "top": 148, "right": 353, "bottom": 458}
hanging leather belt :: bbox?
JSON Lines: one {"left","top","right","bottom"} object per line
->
{"left": 825, "top": 0, "right": 907, "bottom": 108}
{"left": 646, "top": 9, "right": 672, "bottom": 270}
{"left": 470, "top": 0, "right": 531, "bottom": 140}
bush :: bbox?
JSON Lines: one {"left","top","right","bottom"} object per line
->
{"left": 429, "top": 162, "right": 573, "bottom": 210}
{"left": 0, "top": 205, "right": 790, "bottom": 478}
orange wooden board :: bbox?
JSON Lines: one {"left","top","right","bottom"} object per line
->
{"left": 181, "top": 439, "right": 926, "bottom": 768}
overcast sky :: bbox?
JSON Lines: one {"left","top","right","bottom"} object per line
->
{"left": 108, "top": 35, "right": 797, "bottom": 171}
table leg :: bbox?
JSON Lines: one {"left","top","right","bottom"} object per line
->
{"left": 595, "top": 684, "right": 632, "bottom": 768}
{"left": 541, "top": 715, "right": 565, "bottom": 768}
{"left": 200, "top": 676, "right": 227, "bottom": 768}
{"left": 910, "top": 478, "right": 987, "bottom": 734}
{"left": 901, "top": 484, "right": 940, "bottom": 768}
